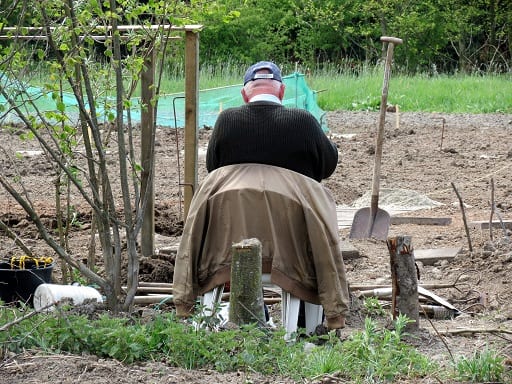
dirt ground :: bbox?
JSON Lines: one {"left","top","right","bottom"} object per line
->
{"left": 1, "top": 111, "right": 512, "bottom": 383}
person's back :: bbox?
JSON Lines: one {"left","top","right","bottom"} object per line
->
{"left": 206, "top": 61, "right": 338, "bottom": 182}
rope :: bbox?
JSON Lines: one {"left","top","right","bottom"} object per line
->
{"left": 9, "top": 255, "right": 54, "bottom": 269}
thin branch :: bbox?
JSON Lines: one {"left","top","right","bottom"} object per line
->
{"left": 439, "top": 328, "right": 512, "bottom": 336}
{"left": 0, "top": 219, "right": 33, "bottom": 256}
{"left": 489, "top": 177, "right": 494, "bottom": 240}
{"left": 0, "top": 303, "right": 54, "bottom": 332}
{"left": 451, "top": 182, "right": 473, "bottom": 252}
{"left": 0, "top": 173, "right": 106, "bottom": 288}
{"left": 420, "top": 306, "right": 455, "bottom": 362}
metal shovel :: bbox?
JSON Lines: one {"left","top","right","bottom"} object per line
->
{"left": 349, "top": 36, "right": 403, "bottom": 240}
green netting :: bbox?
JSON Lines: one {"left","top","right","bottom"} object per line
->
{"left": 154, "top": 72, "right": 328, "bottom": 131}
{"left": 0, "top": 72, "right": 329, "bottom": 131}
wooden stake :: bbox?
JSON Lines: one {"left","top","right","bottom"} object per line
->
{"left": 489, "top": 178, "right": 495, "bottom": 241}
{"left": 183, "top": 29, "right": 200, "bottom": 219}
{"left": 229, "top": 238, "right": 266, "bottom": 326}
{"left": 140, "top": 46, "right": 156, "bottom": 258}
{"left": 395, "top": 104, "right": 400, "bottom": 129}
{"left": 387, "top": 236, "right": 419, "bottom": 331}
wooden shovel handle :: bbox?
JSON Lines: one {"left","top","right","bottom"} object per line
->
{"left": 380, "top": 36, "right": 403, "bottom": 45}
{"left": 370, "top": 36, "right": 402, "bottom": 213}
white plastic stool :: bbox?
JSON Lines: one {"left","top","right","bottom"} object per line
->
{"left": 201, "top": 274, "right": 323, "bottom": 339}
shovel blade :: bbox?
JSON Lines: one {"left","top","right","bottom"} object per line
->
{"left": 349, "top": 208, "right": 391, "bottom": 240}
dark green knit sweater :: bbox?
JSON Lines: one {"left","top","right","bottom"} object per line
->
{"left": 206, "top": 101, "right": 338, "bottom": 182}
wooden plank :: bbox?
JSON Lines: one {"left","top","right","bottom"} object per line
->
{"left": 391, "top": 217, "right": 452, "bottom": 226}
{"left": 336, "top": 207, "right": 358, "bottom": 229}
{"left": 341, "top": 241, "right": 360, "bottom": 259}
{"left": 470, "top": 220, "right": 512, "bottom": 230}
{"left": 349, "top": 282, "right": 456, "bottom": 291}
{"left": 133, "top": 295, "right": 173, "bottom": 305}
{"left": 134, "top": 287, "right": 173, "bottom": 294}
{"left": 138, "top": 282, "right": 173, "bottom": 287}
{"left": 337, "top": 206, "right": 414, "bottom": 229}
{"left": 414, "top": 247, "right": 461, "bottom": 265}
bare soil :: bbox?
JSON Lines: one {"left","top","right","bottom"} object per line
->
{"left": 1, "top": 111, "right": 512, "bottom": 383}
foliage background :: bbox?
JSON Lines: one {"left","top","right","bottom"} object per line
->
{"left": 194, "top": 0, "right": 511, "bottom": 74}
{"left": 1, "top": 0, "right": 510, "bottom": 75}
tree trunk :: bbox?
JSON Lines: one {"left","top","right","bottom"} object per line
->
{"left": 387, "top": 236, "right": 419, "bottom": 331}
{"left": 229, "top": 238, "right": 266, "bottom": 326}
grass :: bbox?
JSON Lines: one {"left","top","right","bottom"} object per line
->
{"left": 1, "top": 303, "right": 510, "bottom": 383}
{"left": 157, "top": 61, "right": 512, "bottom": 114}
{"left": 307, "top": 70, "right": 512, "bottom": 114}
{"left": 160, "top": 60, "right": 244, "bottom": 93}
{"left": 24, "top": 61, "right": 512, "bottom": 114}
{"left": 453, "top": 348, "right": 508, "bottom": 382}
{"left": 301, "top": 315, "right": 435, "bottom": 381}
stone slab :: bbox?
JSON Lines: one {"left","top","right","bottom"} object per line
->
{"left": 470, "top": 220, "right": 512, "bottom": 230}
{"left": 414, "top": 247, "right": 462, "bottom": 265}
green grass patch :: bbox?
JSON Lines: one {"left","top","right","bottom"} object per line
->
{"left": 300, "top": 315, "right": 435, "bottom": 382}
{"left": 160, "top": 60, "right": 244, "bottom": 93}
{"left": 161, "top": 64, "right": 512, "bottom": 113}
{"left": 309, "top": 70, "right": 512, "bottom": 113}
{"left": 453, "top": 348, "right": 508, "bottom": 382}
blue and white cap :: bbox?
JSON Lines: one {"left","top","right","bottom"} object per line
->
{"left": 243, "top": 61, "right": 282, "bottom": 85}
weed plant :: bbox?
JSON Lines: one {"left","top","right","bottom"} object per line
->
{"left": 362, "top": 296, "right": 388, "bottom": 318}
{"left": 301, "top": 315, "right": 434, "bottom": 382}
{"left": 4, "top": 305, "right": 509, "bottom": 382}
{"left": 161, "top": 60, "right": 244, "bottom": 93}
{"left": 0, "top": 306, "right": 302, "bottom": 374}
{"left": 453, "top": 348, "right": 508, "bottom": 382}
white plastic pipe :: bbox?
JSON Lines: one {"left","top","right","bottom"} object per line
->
{"left": 33, "top": 284, "right": 103, "bottom": 312}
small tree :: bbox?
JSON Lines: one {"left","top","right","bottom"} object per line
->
{"left": 0, "top": 0, "right": 202, "bottom": 311}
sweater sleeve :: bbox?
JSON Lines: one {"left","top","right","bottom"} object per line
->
{"left": 205, "top": 113, "right": 225, "bottom": 172}
{"left": 319, "top": 134, "right": 339, "bottom": 180}
{"left": 300, "top": 111, "right": 338, "bottom": 180}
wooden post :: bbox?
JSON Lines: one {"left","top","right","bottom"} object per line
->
{"left": 183, "top": 29, "right": 200, "bottom": 219}
{"left": 140, "top": 45, "right": 156, "bottom": 257}
{"left": 229, "top": 238, "right": 266, "bottom": 326}
{"left": 387, "top": 236, "right": 419, "bottom": 331}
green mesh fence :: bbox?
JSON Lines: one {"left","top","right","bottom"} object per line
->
{"left": 155, "top": 72, "right": 329, "bottom": 131}
{"left": 0, "top": 72, "right": 329, "bottom": 131}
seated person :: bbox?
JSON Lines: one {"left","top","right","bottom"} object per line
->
{"left": 172, "top": 61, "right": 349, "bottom": 330}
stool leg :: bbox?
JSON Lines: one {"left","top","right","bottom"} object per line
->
{"left": 201, "top": 285, "right": 224, "bottom": 317}
{"left": 304, "top": 302, "right": 323, "bottom": 335}
{"left": 282, "top": 292, "right": 300, "bottom": 340}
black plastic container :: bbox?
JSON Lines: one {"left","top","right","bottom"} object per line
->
{"left": 0, "top": 261, "right": 54, "bottom": 305}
